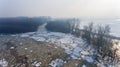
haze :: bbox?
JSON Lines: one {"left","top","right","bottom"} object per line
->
{"left": 0, "top": 0, "right": 120, "bottom": 18}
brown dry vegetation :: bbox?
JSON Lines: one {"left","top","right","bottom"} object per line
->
{"left": 0, "top": 36, "right": 68, "bottom": 67}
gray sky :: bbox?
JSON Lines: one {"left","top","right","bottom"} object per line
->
{"left": 0, "top": 0, "right": 120, "bottom": 18}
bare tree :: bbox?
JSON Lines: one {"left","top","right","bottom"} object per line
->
{"left": 82, "top": 22, "right": 94, "bottom": 44}
{"left": 68, "top": 18, "right": 80, "bottom": 35}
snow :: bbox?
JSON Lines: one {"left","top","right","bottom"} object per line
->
{"left": 0, "top": 59, "right": 8, "bottom": 67}
{"left": 33, "top": 61, "right": 42, "bottom": 67}
{"left": 35, "top": 62, "right": 42, "bottom": 67}
{"left": 20, "top": 31, "right": 77, "bottom": 46}
{"left": 22, "top": 31, "right": 95, "bottom": 67}
{"left": 18, "top": 30, "right": 96, "bottom": 65}
{"left": 21, "top": 34, "right": 30, "bottom": 37}
{"left": 58, "top": 36, "right": 74, "bottom": 44}
{"left": 20, "top": 32, "right": 35, "bottom": 37}
{"left": 10, "top": 47, "right": 15, "bottom": 49}
{"left": 82, "top": 65, "right": 86, "bottom": 67}
{"left": 24, "top": 48, "right": 28, "bottom": 50}
{"left": 84, "top": 56, "right": 94, "bottom": 63}
{"left": 67, "top": 46, "right": 83, "bottom": 59}
{"left": 30, "top": 36, "right": 46, "bottom": 41}
{"left": 49, "top": 59, "right": 64, "bottom": 67}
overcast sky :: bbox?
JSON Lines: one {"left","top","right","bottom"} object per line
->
{"left": 0, "top": 0, "right": 120, "bottom": 18}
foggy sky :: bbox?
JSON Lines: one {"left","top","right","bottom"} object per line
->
{"left": 0, "top": 0, "right": 120, "bottom": 18}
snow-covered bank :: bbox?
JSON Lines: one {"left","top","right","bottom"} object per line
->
{"left": 17, "top": 31, "right": 96, "bottom": 66}
{"left": 16, "top": 30, "right": 120, "bottom": 67}
{"left": 7, "top": 23, "right": 119, "bottom": 67}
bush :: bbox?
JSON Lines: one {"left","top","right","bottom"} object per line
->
{"left": 82, "top": 23, "right": 111, "bottom": 48}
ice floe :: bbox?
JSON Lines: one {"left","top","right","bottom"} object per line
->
{"left": 0, "top": 59, "right": 8, "bottom": 67}
{"left": 49, "top": 59, "right": 64, "bottom": 67}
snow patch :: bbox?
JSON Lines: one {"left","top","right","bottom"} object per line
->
{"left": 33, "top": 61, "right": 42, "bottom": 67}
{"left": 0, "top": 59, "right": 8, "bottom": 67}
{"left": 10, "top": 47, "right": 15, "bottom": 49}
{"left": 35, "top": 62, "right": 42, "bottom": 67}
{"left": 84, "top": 56, "right": 94, "bottom": 63}
{"left": 82, "top": 65, "right": 86, "bottom": 67}
{"left": 30, "top": 37, "right": 46, "bottom": 41}
{"left": 49, "top": 59, "right": 64, "bottom": 67}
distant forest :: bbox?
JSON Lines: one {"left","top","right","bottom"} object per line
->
{"left": 0, "top": 17, "right": 79, "bottom": 34}
{"left": 0, "top": 17, "right": 50, "bottom": 34}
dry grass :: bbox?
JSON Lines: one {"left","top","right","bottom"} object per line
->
{"left": 0, "top": 36, "right": 68, "bottom": 67}
{"left": 17, "top": 41, "right": 68, "bottom": 67}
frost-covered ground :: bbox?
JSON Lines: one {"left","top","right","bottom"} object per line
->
{"left": 7, "top": 24, "right": 120, "bottom": 67}
{"left": 15, "top": 30, "right": 96, "bottom": 67}
{"left": 10, "top": 27, "right": 118, "bottom": 67}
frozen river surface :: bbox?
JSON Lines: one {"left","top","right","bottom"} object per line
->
{"left": 81, "top": 18, "right": 120, "bottom": 37}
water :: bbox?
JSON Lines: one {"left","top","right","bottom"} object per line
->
{"left": 80, "top": 18, "right": 120, "bottom": 37}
